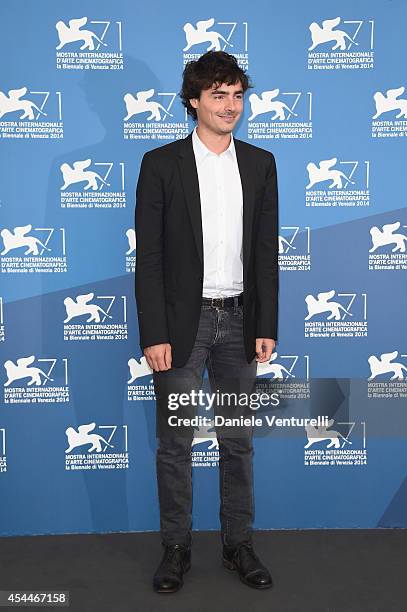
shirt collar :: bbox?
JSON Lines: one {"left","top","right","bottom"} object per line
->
{"left": 192, "top": 126, "right": 236, "bottom": 163}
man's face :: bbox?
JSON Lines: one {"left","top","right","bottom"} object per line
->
{"left": 189, "top": 81, "right": 244, "bottom": 135}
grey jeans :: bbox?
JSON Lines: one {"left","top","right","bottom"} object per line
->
{"left": 153, "top": 299, "right": 258, "bottom": 548}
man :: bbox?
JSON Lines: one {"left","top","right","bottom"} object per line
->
{"left": 135, "top": 51, "right": 278, "bottom": 593}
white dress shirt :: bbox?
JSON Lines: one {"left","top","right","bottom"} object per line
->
{"left": 192, "top": 127, "right": 243, "bottom": 298}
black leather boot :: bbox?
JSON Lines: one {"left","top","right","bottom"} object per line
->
{"left": 153, "top": 544, "right": 191, "bottom": 593}
{"left": 223, "top": 542, "right": 272, "bottom": 589}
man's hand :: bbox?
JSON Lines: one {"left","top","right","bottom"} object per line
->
{"left": 144, "top": 343, "right": 172, "bottom": 372}
{"left": 255, "top": 338, "right": 276, "bottom": 363}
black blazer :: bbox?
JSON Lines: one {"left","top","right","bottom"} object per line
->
{"left": 135, "top": 131, "right": 279, "bottom": 368}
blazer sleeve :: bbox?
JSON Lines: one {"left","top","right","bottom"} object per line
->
{"left": 255, "top": 152, "right": 279, "bottom": 341}
{"left": 135, "top": 152, "right": 169, "bottom": 350}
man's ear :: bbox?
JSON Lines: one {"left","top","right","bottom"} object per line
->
{"left": 189, "top": 98, "right": 198, "bottom": 109}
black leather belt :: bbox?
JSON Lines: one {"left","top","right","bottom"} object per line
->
{"left": 201, "top": 293, "right": 243, "bottom": 308}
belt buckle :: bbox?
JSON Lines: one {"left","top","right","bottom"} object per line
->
{"left": 211, "top": 297, "right": 224, "bottom": 308}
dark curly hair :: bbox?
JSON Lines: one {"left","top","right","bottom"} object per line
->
{"left": 180, "top": 51, "right": 252, "bottom": 120}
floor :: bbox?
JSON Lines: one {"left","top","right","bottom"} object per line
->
{"left": 1, "top": 529, "right": 406, "bottom": 611}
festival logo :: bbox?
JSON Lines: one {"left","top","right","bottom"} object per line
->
{"left": 191, "top": 420, "right": 219, "bottom": 468}
{"left": 182, "top": 18, "right": 249, "bottom": 69}
{"left": 247, "top": 89, "right": 312, "bottom": 140}
{"left": 55, "top": 17, "right": 124, "bottom": 70}
{"left": 65, "top": 422, "right": 129, "bottom": 471}
{"left": 63, "top": 292, "right": 128, "bottom": 341}
{"left": 127, "top": 356, "right": 154, "bottom": 402}
{"left": 368, "top": 351, "right": 407, "bottom": 381}
{"left": 3, "top": 356, "right": 70, "bottom": 404}
{"left": 0, "top": 225, "right": 68, "bottom": 273}
{"left": 256, "top": 352, "right": 310, "bottom": 400}
{"left": 278, "top": 226, "right": 311, "bottom": 271}
{"left": 60, "top": 159, "right": 126, "bottom": 209}
{"left": 371, "top": 87, "right": 407, "bottom": 138}
{"left": 0, "top": 87, "right": 64, "bottom": 139}
{"left": 304, "top": 419, "right": 367, "bottom": 467}
{"left": 125, "top": 229, "right": 136, "bottom": 273}
{"left": 304, "top": 290, "right": 368, "bottom": 338}
{"left": 123, "top": 89, "right": 189, "bottom": 141}
{"left": 305, "top": 158, "right": 370, "bottom": 208}
{"left": 368, "top": 221, "right": 407, "bottom": 270}
{"left": 307, "top": 17, "right": 374, "bottom": 71}
{"left": 367, "top": 350, "right": 407, "bottom": 399}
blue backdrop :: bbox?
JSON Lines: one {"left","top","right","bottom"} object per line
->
{"left": 0, "top": 0, "right": 406, "bottom": 536}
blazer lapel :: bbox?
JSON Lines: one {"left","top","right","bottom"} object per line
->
{"left": 177, "top": 132, "right": 256, "bottom": 276}
{"left": 234, "top": 138, "right": 256, "bottom": 280}
{"left": 177, "top": 133, "right": 203, "bottom": 265}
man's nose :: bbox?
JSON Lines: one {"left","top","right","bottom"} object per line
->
{"left": 224, "top": 97, "right": 236, "bottom": 112}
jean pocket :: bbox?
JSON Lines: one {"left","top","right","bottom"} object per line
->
{"left": 233, "top": 305, "right": 244, "bottom": 319}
